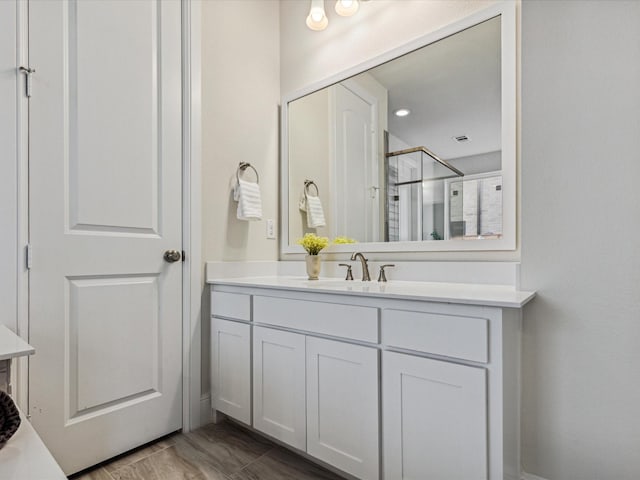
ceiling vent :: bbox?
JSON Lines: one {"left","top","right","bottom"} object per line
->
{"left": 453, "top": 135, "right": 470, "bottom": 143}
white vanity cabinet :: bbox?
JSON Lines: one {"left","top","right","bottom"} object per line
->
{"left": 251, "top": 292, "right": 381, "bottom": 479}
{"left": 253, "top": 326, "right": 306, "bottom": 450}
{"left": 252, "top": 326, "right": 379, "bottom": 480}
{"left": 383, "top": 351, "right": 487, "bottom": 480}
{"left": 381, "top": 303, "right": 523, "bottom": 480}
{"left": 209, "top": 279, "right": 533, "bottom": 480}
{"left": 306, "top": 336, "right": 379, "bottom": 480}
{"left": 210, "top": 291, "right": 252, "bottom": 425}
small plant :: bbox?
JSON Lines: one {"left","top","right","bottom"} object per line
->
{"left": 333, "top": 236, "right": 357, "bottom": 245}
{"left": 297, "top": 233, "right": 329, "bottom": 255}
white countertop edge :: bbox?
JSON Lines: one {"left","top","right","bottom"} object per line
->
{"left": 207, "top": 276, "right": 536, "bottom": 308}
{"left": 0, "top": 326, "right": 35, "bottom": 361}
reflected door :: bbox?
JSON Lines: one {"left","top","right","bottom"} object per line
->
{"left": 28, "top": 0, "right": 182, "bottom": 474}
{"left": 333, "top": 84, "right": 379, "bottom": 242}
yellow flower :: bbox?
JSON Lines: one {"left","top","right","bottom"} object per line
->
{"left": 333, "top": 236, "right": 357, "bottom": 244}
{"left": 297, "top": 233, "right": 329, "bottom": 255}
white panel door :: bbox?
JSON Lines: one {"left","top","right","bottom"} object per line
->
{"left": 211, "top": 318, "right": 251, "bottom": 425}
{"left": 383, "top": 351, "right": 487, "bottom": 480}
{"left": 306, "top": 337, "right": 379, "bottom": 480}
{"left": 28, "top": 0, "right": 182, "bottom": 474}
{"left": 253, "top": 326, "right": 306, "bottom": 450}
{"left": 333, "top": 83, "right": 378, "bottom": 242}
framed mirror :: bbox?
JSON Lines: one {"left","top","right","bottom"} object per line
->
{"left": 281, "top": 3, "right": 516, "bottom": 254}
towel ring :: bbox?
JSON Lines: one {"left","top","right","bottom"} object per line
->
{"left": 237, "top": 162, "right": 259, "bottom": 184}
{"left": 304, "top": 179, "right": 319, "bottom": 196}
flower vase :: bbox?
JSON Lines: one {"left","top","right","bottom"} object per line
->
{"left": 305, "top": 254, "right": 321, "bottom": 280}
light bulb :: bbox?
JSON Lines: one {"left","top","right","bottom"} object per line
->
{"left": 306, "top": 0, "right": 328, "bottom": 31}
{"left": 335, "top": 0, "right": 359, "bottom": 17}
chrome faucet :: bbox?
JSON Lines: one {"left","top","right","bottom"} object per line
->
{"left": 350, "top": 252, "right": 371, "bottom": 281}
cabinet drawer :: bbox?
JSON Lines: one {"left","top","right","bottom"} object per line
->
{"left": 382, "top": 309, "right": 488, "bottom": 363}
{"left": 253, "top": 296, "right": 378, "bottom": 343}
{"left": 211, "top": 290, "right": 251, "bottom": 321}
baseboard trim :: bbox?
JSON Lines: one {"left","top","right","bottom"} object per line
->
{"left": 522, "top": 472, "right": 550, "bottom": 480}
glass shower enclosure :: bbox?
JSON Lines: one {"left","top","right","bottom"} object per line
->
{"left": 385, "top": 146, "right": 504, "bottom": 242}
{"left": 385, "top": 146, "right": 464, "bottom": 242}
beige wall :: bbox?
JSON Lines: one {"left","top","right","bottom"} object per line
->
{"left": 201, "top": 0, "right": 280, "bottom": 263}
{"left": 200, "top": 0, "right": 280, "bottom": 401}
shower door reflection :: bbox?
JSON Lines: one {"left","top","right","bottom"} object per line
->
{"left": 385, "top": 149, "right": 503, "bottom": 242}
{"left": 386, "top": 147, "right": 463, "bottom": 242}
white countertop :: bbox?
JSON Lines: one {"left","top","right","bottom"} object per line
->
{"left": 208, "top": 276, "right": 536, "bottom": 308}
{"left": 0, "top": 326, "right": 35, "bottom": 361}
{"left": 0, "top": 408, "right": 66, "bottom": 479}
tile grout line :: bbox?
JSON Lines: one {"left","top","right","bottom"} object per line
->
{"left": 107, "top": 439, "right": 176, "bottom": 478}
{"left": 228, "top": 445, "right": 277, "bottom": 478}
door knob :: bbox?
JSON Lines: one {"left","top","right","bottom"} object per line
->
{"left": 164, "top": 250, "right": 182, "bottom": 263}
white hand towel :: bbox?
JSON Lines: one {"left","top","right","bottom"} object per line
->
{"left": 305, "top": 194, "right": 326, "bottom": 228}
{"left": 298, "top": 192, "right": 308, "bottom": 212}
{"left": 233, "top": 179, "right": 262, "bottom": 221}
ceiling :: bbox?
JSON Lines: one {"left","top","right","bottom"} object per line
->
{"left": 365, "top": 16, "right": 501, "bottom": 160}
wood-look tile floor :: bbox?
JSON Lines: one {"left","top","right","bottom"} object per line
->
{"left": 69, "top": 420, "right": 346, "bottom": 480}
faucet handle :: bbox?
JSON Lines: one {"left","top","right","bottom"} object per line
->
{"left": 377, "top": 264, "right": 395, "bottom": 282}
{"left": 338, "top": 263, "right": 354, "bottom": 281}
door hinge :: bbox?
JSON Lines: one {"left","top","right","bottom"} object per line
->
{"left": 19, "top": 66, "right": 35, "bottom": 98}
{"left": 25, "top": 244, "right": 32, "bottom": 270}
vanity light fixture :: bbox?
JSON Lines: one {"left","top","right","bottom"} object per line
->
{"left": 306, "top": 0, "right": 329, "bottom": 31}
{"left": 394, "top": 108, "right": 411, "bottom": 117}
{"left": 335, "top": 0, "right": 359, "bottom": 17}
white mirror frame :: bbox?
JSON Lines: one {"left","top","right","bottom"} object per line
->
{"left": 281, "top": 2, "right": 516, "bottom": 254}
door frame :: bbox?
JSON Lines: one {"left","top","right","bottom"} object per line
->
{"left": 14, "top": 0, "right": 204, "bottom": 433}
{"left": 181, "top": 0, "right": 203, "bottom": 432}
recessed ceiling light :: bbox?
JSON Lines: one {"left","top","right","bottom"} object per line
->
{"left": 453, "top": 135, "right": 470, "bottom": 143}
{"left": 394, "top": 108, "right": 411, "bottom": 117}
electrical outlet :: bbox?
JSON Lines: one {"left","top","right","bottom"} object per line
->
{"left": 266, "top": 219, "right": 276, "bottom": 239}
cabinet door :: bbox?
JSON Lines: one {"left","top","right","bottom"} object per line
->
{"left": 307, "top": 337, "right": 379, "bottom": 480}
{"left": 383, "top": 351, "right": 487, "bottom": 480}
{"left": 211, "top": 318, "right": 251, "bottom": 425}
{"left": 253, "top": 326, "right": 306, "bottom": 450}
